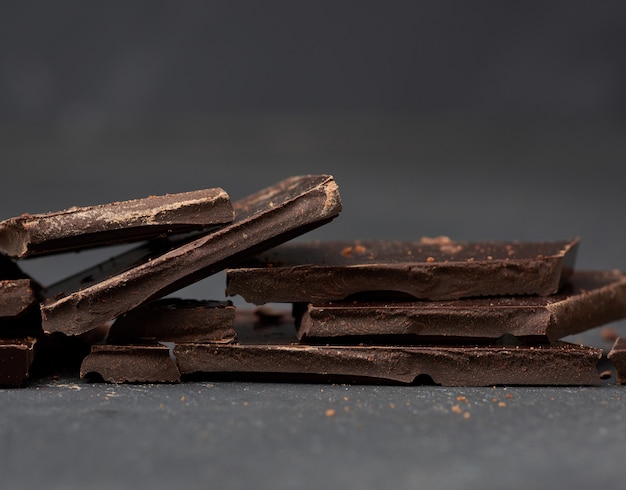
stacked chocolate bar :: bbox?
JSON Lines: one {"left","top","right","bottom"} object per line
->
{"left": 2, "top": 174, "right": 626, "bottom": 386}
{"left": 0, "top": 254, "right": 39, "bottom": 387}
{"left": 0, "top": 175, "right": 341, "bottom": 384}
{"left": 212, "top": 238, "right": 626, "bottom": 386}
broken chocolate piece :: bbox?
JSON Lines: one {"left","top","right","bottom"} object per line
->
{"left": 0, "top": 338, "right": 36, "bottom": 387}
{"left": 107, "top": 299, "right": 236, "bottom": 344}
{"left": 0, "top": 279, "right": 38, "bottom": 318}
{"left": 608, "top": 338, "right": 626, "bottom": 385}
{"left": 226, "top": 237, "right": 579, "bottom": 303}
{"left": 174, "top": 310, "right": 602, "bottom": 386}
{"left": 0, "top": 188, "right": 234, "bottom": 258}
{"left": 296, "top": 270, "right": 626, "bottom": 343}
{"left": 41, "top": 175, "right": 342, "bottom": 336}
{"left": 80, "top": 344, "right": 181, "bottom": 383}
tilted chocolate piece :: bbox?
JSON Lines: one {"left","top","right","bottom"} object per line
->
{"left": 608, "top": 338, "right": 626, "bottom": 385}
{"left": 107, "top": 299, "right": 236, "bottom": 344}
{"left": 80, "top": 344, "right": 181, "bottom": 383}
{"left": 297, "top": 270, "right": 626, "bottom": 343}
{"left": 174, "top": 311, "right": 602, "bottom": 386}
{"left": 226, "top": 237, "right": 579, "bottom": 303}
{"left": 0, "top": 279, "right": 38, "bottom": 318}
{"left": 0, "top": 188, "right": 234, "bottom": 258}
{"left": 0, "top": 338, "right": 36, "bottom": 388}
{"left": 0, "top": 253, "right": 41, "bottom": 318}
{"left": 41, "top": 175, "right": 342, "bottom": 336}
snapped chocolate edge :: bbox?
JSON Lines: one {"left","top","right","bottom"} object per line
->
{"left": 41, "top": 175, "right": 342, "bottom": 336}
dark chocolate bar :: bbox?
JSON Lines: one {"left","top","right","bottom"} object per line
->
{"left": 0, "top": 338, "right": 36, "bottom": 387}
{"left": 80, "top": 344, "right": 181, "bottom": 383}
{"left": 0, "top": 188, "right": 234, "bottom": 258}
{"left": 106, "top": 299, "right": 236, "bottom": 344}
{"left": 607, "top": 338, "right": 626, "bottom": 385}
{"left": 226, "top": 237, "right": 579, "bottom": 303}
{"left": 0, "top": 279, "right": 38, "bottom": 318}
{"left": 296, "top": 270, "right": 626, "bottom": 343}
{"left": 173, "top": 310, "right": 602, "bottom": 386}
{"left": 41, "top": 175, "right": 342, "bottom": 336}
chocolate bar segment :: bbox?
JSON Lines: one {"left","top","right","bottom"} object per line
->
{"left": 608, "top": 338, "right": 626, "bottom": 385}
{"left": 0, "top": 279, "right": 38, "bottom": 318}
{"left": 80, "top": 344, "right": 181, "bottom": 383}
{"left": 174, "top": 312, "right": 601, "bottom": 386}
{"left": 41, "top": 175, "right": 342, "bottom": 336}
{"left": 297, "top": 270, "right": 626, "bottom": 343}
{"left": 226, "top": 237, "right": 578, "bottom": 303}
{"left": 107, "top": 299, "right": 236, "bottom": 344}
{"left": 0, "top": 188, "right": 234, "bottom": 258}
{"left": 0, "top": 338, "right": 36, "bottom": 387}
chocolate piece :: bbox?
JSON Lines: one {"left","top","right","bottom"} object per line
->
{"left": 297, "top": 270, "right": 626, "bottom": 343}
{"left": 174, "top": 310, "right": 602, "bottom": 386}
{"left": 0, "top": 338, "right": 36, "bottom": 387}
{"left": 107, "top": 299, "right": 236, "bottom": 344}
{"left": 0, "top": 188, "right": 234, "bottom": 258}
{"left": 0, "top": 279, "right": 38, "bottom": 318}
{"left": 80, "top": 344, "right": 181, "bottom": 383}
{"left": 41, "top": 175, "right": 342, "bottom": 336}
{"left": 607, "top": 338, "right": 626, "bottom": 385}
{"left": 226, "top": 237, "right": 579, "bottom": 303}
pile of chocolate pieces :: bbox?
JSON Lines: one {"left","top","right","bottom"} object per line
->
{"left": 2, "top": 174, "right": 626, "bottom": 387}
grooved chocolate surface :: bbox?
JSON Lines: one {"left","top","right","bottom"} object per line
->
{"left": 174, "top": 311, "right": 602, "bottom": 386}
{"left": 297, "top": 270, "right": 626, "bottom": 343}
{"left": 41, "top": 175, "right": 342, "bottom": 336}
{"left": 80, "top": 344, "right": 181, "bottom": 383}
{"left": 0, "top": 188, "right": 234, "bottom": 258}
{"left": 226, "top": 237, "right": 579, "bottom": 303}
{"left": 107, "top": 299, "right": 236, "bottom": 344}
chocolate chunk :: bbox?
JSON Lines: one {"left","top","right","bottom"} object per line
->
{"left": 107, "top": 299, "right": 236, "bottom": 344}
{"left": 607, "top": 338, "right": 626, "bottom": 385}
{"left": 226, "top": 237, "right": 579, "bottom": 303}
{"left": 80, "top": 344, "right": 181, "bottom": 383}
{"left": 0, "top": 279, "right": 39, "bottom": 318}
{"left": 0, "top": 188, "right": 234, "bottom": 258}
{"left": 173, "top": 310, "right": 602, "bottom": 386}
{"left": 0, "top": 338, "right": 36, "bottom": 387}
{"left": 296, "top": 270, "right": 626, "bottom": 343}
{"left": 41, "top": 175, "right": 342, "bottom": 336}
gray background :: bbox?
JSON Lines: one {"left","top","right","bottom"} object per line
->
{"left": 1, "top": 2, "right": 626, "bottom": 489}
